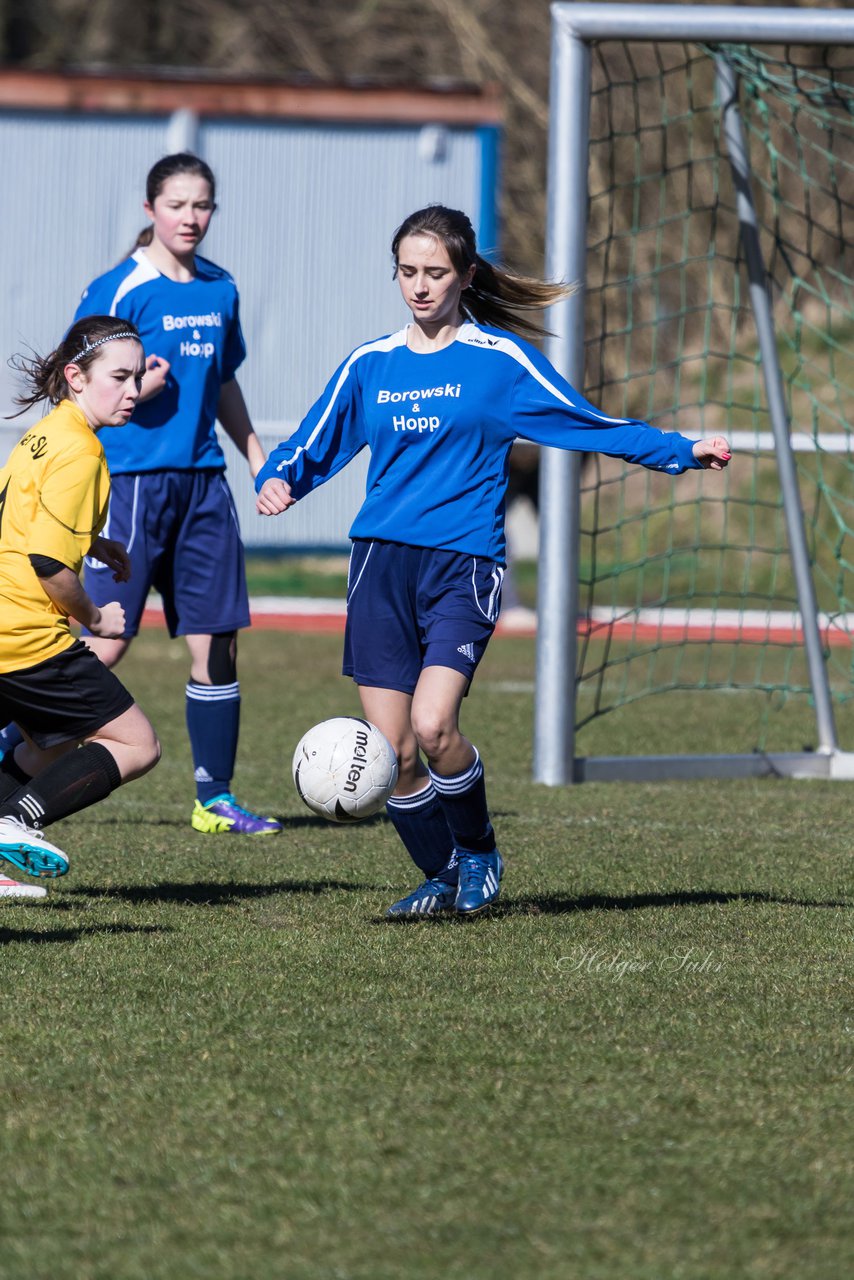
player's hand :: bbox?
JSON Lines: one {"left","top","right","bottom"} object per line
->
{"left": 89, "top": 536, "right": 131, "bottom": 582}
{"left": 89, "top": 600, "right": 126, "bottom": 638}
{"left": 256, "top": 478, "right": 295, "bottom": 516}
{"left": 693, "top": 436, "right": 732, "bottom": 470}
{"left": 140, "top": 354, "right": 171, "bottom": 400}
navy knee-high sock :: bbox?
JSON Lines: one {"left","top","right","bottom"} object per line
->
{"left": 185, "top": 681, "right": 241, "bottom": 803}
{"left": 385, "top": 781, "right": 457, "bottom": 880}
{"left": 2, "top": 743, "right": 121, "bottom": 828}
{"left": 429, "top": 748, "right": 496, "bottom": 855}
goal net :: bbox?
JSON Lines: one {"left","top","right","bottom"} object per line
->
{"left": 537, "top": 5, "right": 854, "bottom": 783}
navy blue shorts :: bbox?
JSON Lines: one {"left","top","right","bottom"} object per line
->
{"left": 82, "top": 470, "right": 251, "bottom": 639}
{"left": 343, "top": 540, "right": 505, "bottom": 694}
{"left": 0, "top": 640, "right": 135, "bottom": 749}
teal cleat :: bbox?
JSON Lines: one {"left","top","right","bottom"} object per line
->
{"left": 0, "top": 816, "right": 69, "bottom": 878}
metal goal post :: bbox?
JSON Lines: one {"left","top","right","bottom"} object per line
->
{"left": 535, "top": 3, "right": 854, "bottom": 784}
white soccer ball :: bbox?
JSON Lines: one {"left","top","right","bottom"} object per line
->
{"left": 292, "top": 717, "right": 399, "bottom": 823}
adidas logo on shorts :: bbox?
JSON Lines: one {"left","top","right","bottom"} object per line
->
{"left": 456, "top": 643, "right": 476, "bottom": 662}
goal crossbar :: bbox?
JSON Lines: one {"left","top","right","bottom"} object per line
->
{"left": 556, "top": 3, "right": 854, "bottom": 45}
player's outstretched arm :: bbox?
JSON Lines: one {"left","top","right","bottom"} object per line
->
{"left": 256, "top": 477, "right": 295, "bottom": 516}
{"left": 692, "top": 436, "right": 732, "bottom": 471}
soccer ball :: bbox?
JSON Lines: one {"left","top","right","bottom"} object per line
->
{"left": 292, "top": 717, "right": 399, "bottom": 823}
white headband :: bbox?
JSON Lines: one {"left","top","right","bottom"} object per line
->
{"left": 70, "top": 332, "right": 139, "bottom": 363}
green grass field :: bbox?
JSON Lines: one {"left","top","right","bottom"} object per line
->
{"left": 2, "top": 627, "right": 853, "bottom": 1280}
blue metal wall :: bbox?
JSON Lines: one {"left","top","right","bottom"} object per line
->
{"left": 0, "top": 107, "right": 498, "bottom": 548}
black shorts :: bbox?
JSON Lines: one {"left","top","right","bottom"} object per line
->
{"left": 0, "top": 640, "right": 135, "bottom": 749}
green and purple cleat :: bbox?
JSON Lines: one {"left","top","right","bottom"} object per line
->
{"left": 191, "top": 794, "right": 282, "bottom": 836}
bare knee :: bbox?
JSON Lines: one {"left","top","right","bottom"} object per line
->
{"left": 90, "top": 706, "right": 161, "bottom": 783}
{"left": 410, "top": 706, "right": 457, "bottom": 764}
{"left": 139, "top": 728, "right": 162, "bottom": 776}
{"left": 128, "top": 716, "right": 161, "bottom": 777}
{"left": 108, "top": 732, "right": 160, "bottom": 784}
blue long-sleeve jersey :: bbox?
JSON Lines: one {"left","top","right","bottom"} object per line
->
{"left": 255, "top": 321, "right": 702, "bottom": 563}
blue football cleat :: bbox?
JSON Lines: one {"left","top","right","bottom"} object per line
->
{"left": 387, "top": 875, "right": 458, "bottom": 918}
{"left": 454, "top": 849, "right": 503, "bottom": 915}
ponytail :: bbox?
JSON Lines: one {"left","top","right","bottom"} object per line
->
{"left": 132, "top": 225, "right": 155, "bottom": 251}
{"left": 464, "top": 254, "right": 577, "bottom": 339}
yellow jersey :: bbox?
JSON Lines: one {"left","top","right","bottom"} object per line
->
{"left": 0, "top": 400, "right": 110, "bottom": 673}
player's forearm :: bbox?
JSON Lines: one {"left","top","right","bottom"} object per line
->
{"left": 137, "top": 374, "right": 161, "bottom": 402}
{"left": 217, "top": 380, "right": 266, "bottom": 477}
{"left": 39, "top": 567, "right": 101, "bottom": 629}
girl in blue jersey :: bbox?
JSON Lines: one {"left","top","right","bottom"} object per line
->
{"left": 256, "top": 205, "right": 731, "bottom": 916}
{"left": 72, "top": 153, "right": 281, "bottom": 837}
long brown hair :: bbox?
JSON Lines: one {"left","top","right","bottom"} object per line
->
{"left": 8, "top": 316, "right": 143, "bottom": 416}
{"left": 391, "top": 205, "right": 575, "bottom": 340}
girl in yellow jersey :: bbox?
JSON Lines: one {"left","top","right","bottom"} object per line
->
{"left": 0, "top": 316, "right": 160, "bottom": 888}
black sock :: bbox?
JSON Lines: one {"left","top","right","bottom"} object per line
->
{"left": 0, "top": 751, "right": 32, "bottom": 805}
{"left": 2, "top": 743, "right": 121, "bottom": 828}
